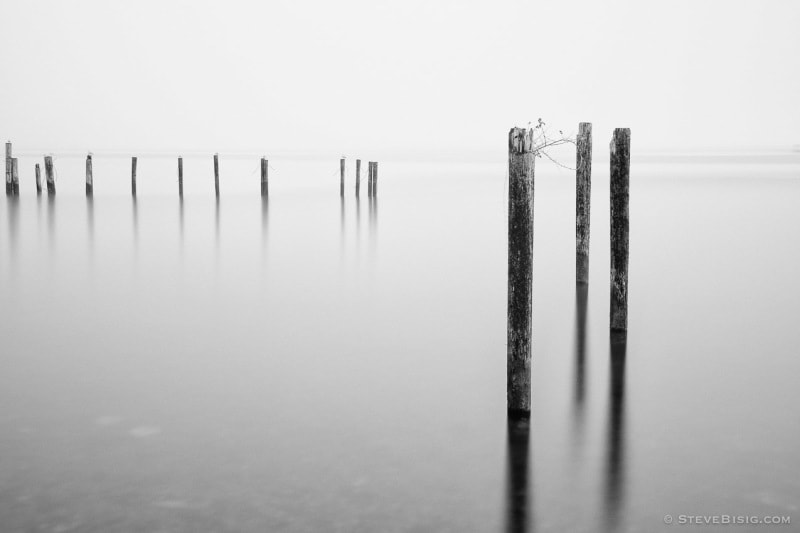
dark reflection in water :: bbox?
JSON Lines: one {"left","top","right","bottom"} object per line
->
{"left": 340, "top": 195, "right": 345, "bottom": 250}
{"left": 131, "top": 196, "right": 139, "bottom": 254}
{"left": 6, "top": 196, "right": 20, "bottom": 258}
{"left": 86, "top": 195, "right": 95, "bottom": 254}
{"left": 505, "top": 417, "right": 533, "bottom": 533}
{"left": 179, "top": 195, "right": 185, "bottom": 252}
{"left": 573, "top": 284, "right": 589, "bottom": 415}
{"left": 369, "top": 196, "right": 378, "bottom": 255}
{"left": 604, "top": 331, "right": 628, "bottom": 532}
{"left": 47, "top": 196, "right": 56, "bottom": 253}
{"left": 261, "top": 196, "right": 269, "bottom": 256}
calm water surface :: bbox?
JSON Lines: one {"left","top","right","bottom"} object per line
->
{"left": 1, "top": 154, "right": 799, "bottom": 532}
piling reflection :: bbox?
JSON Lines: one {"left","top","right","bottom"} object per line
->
{"left": 261, "top": 196, "right": 269, "bottom": 256}
{"left": 604, "top": 331, "right": 628, "bottom": 532}
{"left": 86, "top": 195, "right": 95, "bottom": 254}
{"left": 573, "top": 284, "right": 589, "bottom": 414}
{"left": 47, "top": 195, "right": 56, "bottom": 253}
{"left": 179, "top": 195, "right": 185, "bottom": 254}
{"left": 6, "top": 195, "right": 20, "bottom": 260}
{"left": 368, "top": 196, "right": 378, "bottom": 255}
{"left": 504, "top": 416, "right": 533, "bottom": 533}
{"left": 132, "top": 196, "right": 139, "bottom": 255}
{"left": 215, "top": 196, "right": 220, "bottom": 257}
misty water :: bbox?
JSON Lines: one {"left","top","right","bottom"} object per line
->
{"left": 1, "top": 153, "right": 799, "bottom": 532}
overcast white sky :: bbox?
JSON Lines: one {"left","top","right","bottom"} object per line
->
{"left": 1, "top": 0, "right": 798, "bottom": 155}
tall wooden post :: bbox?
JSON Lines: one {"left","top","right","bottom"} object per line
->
{"left": 261, "top": 157, "right": 268, "bottom": 197}
{"left": 5, "top": 142, "right": 12, "bottom": 195}
{"left": 507, "top": 127, "right": 534, "bottom": 418}
{"left": 44, "top": 156, "right": 56, "bottom": 195}
{"left": 576, "top": 122, "right": 593, "bottom": 284}
{"left": 178, "top": 157, "right": 184, "bottom": 196}
{"left": 11, "top": 158, "right": 19, "bottom": 195}
{"left": 610, "top": 128, "right": 630, "bottom": 331}
{"left": 35, "top": 164, "right": 42, "bottom": 195}
{"left": 131, "top": 157, "right": 138, "bottom": 196}
{"left": 85, "top": 155, "right": 93, "bottom": 196}
{"left": 214, "top": 153, "right": 220, "bottom": 197}
{"left": 355, "top": 159, "right": 361, "bottom": 197}
{"left": 340, "top": 157, "right": 345, "bottom": 197}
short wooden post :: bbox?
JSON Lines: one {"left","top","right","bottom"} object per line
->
{"left": 340, "top": 157, "right": 345, "bottom": 197}
{"left": 372, "top": 162, "right": 378, "bottom": 196}
{"left": 507, "top": 127, "right": 534, "bottom": 418}
{"left": 5, "top": 142, "right": 12, "bottom": 195}
{"left": 131, "top": 156, "right": 137, "bottom": 196}
{"left": 178, "top": 157, "right": 184, "bottom": 196}
{"left": 11, "top": 158, "right": 19, "bottom": 195}
{"left": 85, "top": 155, "right": 93, "bottom": 196}
{"left": 44, "top": 156, "right": 55, "bottom": 195}
{"left": 35, "top": 164, "right": 42, "bottom": 195}
{"left": 367, "top": 162, "right": 373, "bottom": 197}
{"left": 214, "top": 153, "right": 220, "bottom": 196}
{"left": 355, "top": 159, "right": 361, "bottom": 197}
{"left": 610, "top": 128, "right": 630, "bottom": 331}
{"left": 576, "top": 122, "right": 593, "bottom": 284}
{"left": 260, "top": 157, "right": 268, "bottom": 197}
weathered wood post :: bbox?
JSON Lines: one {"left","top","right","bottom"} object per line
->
{"left": 260, "top": 157, "right": 268, "bottom": 197}
{"left": 35, "top": 164, "right": 42, "bottom": 195}
{"left": 131, "top": 157, "right": 138, "bottom": 196}
{"left": 508, "top": 127, "right": 534, "bottom": 418}
{"left": 367, "top": 162, "right": 374, "bottom": 197}
{"left": 11, "top": 158, "right": 19, "bottom": 195}
{"left": 178, "top": 157, "right": 184, "bottom": 196}
{"left": 340, "top": 157, "right": 345, "bottom": 197}
{"left": 576, "top": 123, "right": 592, "bottom": 284}
{"left": 372, "top": 162, "right": 378, "bottom": 197}
{"left": 214, "top": 153, "right": 220, "bottom": 196}
{"left": 85, "top": 154, "right": 93, "bottom": 196}
{"left": 44, "top": 156, "right": 56, "bottom": 195}
{"left": 5, "top": 142, "right": 12, "bottom": 195}
{"left": 610, "top": 128, "right": 630, "bottom": 331}
{"left": 355, "top": 159, "right": 361, "bottom": 197}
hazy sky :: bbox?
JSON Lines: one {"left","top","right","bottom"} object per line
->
{"left": 1, "top": 0, "right": 798, "bottom": 155}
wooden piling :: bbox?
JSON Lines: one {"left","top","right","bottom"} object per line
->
{"left": 367, "top": 162, "right": 373, "bottom": 197}
{"left": 576, "top": 122, "right": 593, "bottom": 284}
{"left": 178, "top": 157, "right": 184, "bottom": 196}
{"left": 131, "top": 157, "right": 138, "bottom": 196}
{"left": 44, "top": 156, "right": 55, "bottom": 195}
{"left": 610, "top": 128, "right": 630, "bottom": 331}
{"left": 85, "top": 155, "right": 93, "bottom": 196}
{"left": 355, "top": 159, "right": 361, "bottom": 197}
{"left": 261, "top": 157, "right": 268, "bottom": 197}
{"left": 507, "top": 127, "right": 535, "bottom": 418}
{"left": 5, "top": 142, "right": 11, "bottom": 195}
{"left": 214, "top": 153, "right": 220, "bottom": 197}
{"left": 372, "top": 162, "right": 378, "bottom": 196}
{"left": 340, "top": 157, "right": 345, "bottom": 197}
{"left": 11, "top": 158, "right": 19, "bottom": 195}
{"left": 35, "top": 164, "right": 42, "bottom": 195}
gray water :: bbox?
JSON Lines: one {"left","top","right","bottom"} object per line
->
{"left": 1, "top": 154, "right": 799, "bottom": 532}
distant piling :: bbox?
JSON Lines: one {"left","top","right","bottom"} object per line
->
{"left": 261, "top": 157, "right": 268, "bottom": 197}
{"left": 131, "top": 157, "right": 138, "bottom": 196}
{"left": 372, "top": 162, "right": 378, "bottom": 196}
{"left": 11, "top": 158, "right": 19, "bottom": 195}
{"left": 5, "top": 142, "right": 11, "bottom": 195}
{"left": 214, "top": 154, "right": 220, "bottom": 197}
{"left": 35, "top": 164, "right": 42, "bottom": 195}
{"left": 610, "top": 128, "right": 630, "bottom": 331}
{"left": 86, "top": 155, "right": 93, "bottom": 196}
{"left": 507, "top": 127, "right": 535, "bottom": 418}
{"left": 178, "top": 157, "right": 184, "bottom": 196}
{"left": 355, "top": 159, "right": 361, "bottom": 197}
{"left": 367, "top": 162, "right": 374, "bottom": 197}
{"left": 576, "top": 122, "right": 593, "bottom": 284}
{"left": 340, "top": 157, "right": 345, "bottom": 197}
{"left": 44, "top": 156, "right": 55, "bottom": 195}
